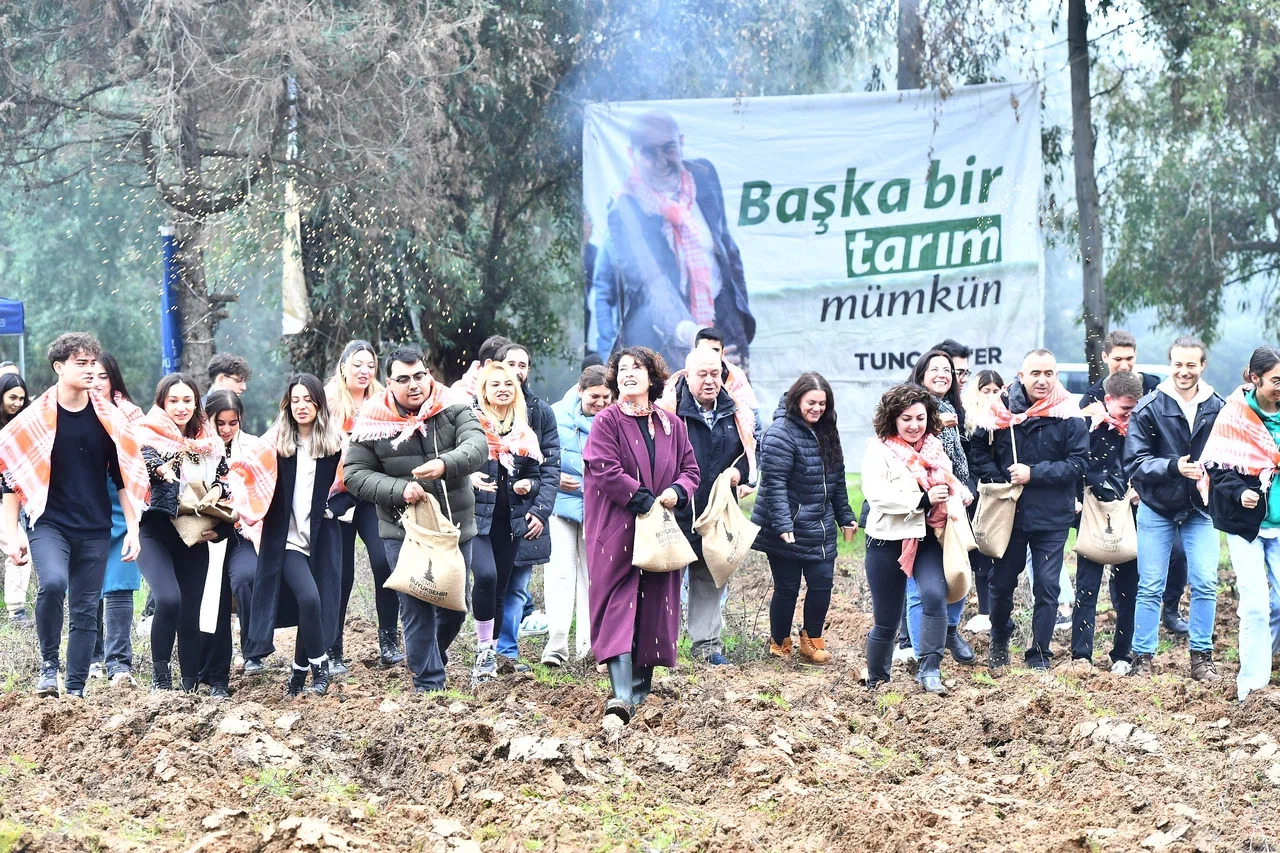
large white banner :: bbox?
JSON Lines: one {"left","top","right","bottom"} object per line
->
{"left": 583, "top": 82, "right": 1043, "bottom": 469}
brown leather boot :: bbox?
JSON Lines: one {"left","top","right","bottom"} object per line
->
{"left": 1190, "top": 650, "right": 1222, "bottom": 683}
{"left": 798, "top": 631, "right": 832, "bottom": 665}
{"left": 769, "top": 637, "right": 793, "bottom": 659}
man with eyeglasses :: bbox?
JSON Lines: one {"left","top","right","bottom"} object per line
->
{"left": 592, "top": 109, "right": 755, "bottom": 371}
{"left": 344, "top": 346, "right": 488, "bottom": 692}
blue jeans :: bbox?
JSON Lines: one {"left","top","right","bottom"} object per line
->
{"left": 1226, "top": 533, "right": 1280, "bottom": 700}
{"left": 905, "top": 579, "right": 964, "bottom": 656}
{"left": 498, "top": 563, "right": 532, "bottom": 658}
{"left": 1133, "top": 504, "right": 1219, "bottom": 655}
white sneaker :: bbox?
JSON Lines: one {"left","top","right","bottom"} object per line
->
{"left": 110, "top": 671, "right": 138, "bottom": 688}
{"left": 472, "top": 646, "right": 498, "bottom": 682}
{"left": 88, "top": 661, "right": 106, "bottom": 680}
{"left": 136, "top": 615, "right": 153, "bottom": 637}
{"left": 892, "top": 646, "right": 916, "bottom": 665}
{"left": 965, "top": 614, "right": 992, "bottom": 634}
{"left": 1110, "top": 660, "right": 1132, "bottom": 676}
{"left": 519, "top": 610, "right": 549, "bottom": 637}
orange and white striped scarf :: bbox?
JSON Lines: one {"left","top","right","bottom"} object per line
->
{"left": 473, "top": 405, "right": 543, "bottom": 475}
{"left": 229, "top": 427, "right": 345, "bottom": 547}
{"left": 1200, "top": 386, "right": 1280, "bottom": 488}
{"left": 620, "top": 167, "right": 715, "bottom": 326}
{"left": 136, "top": 406, "right": 223, "bottom": 461}
{"left": 658, "top": 361, "right": 759, "bottom": 480}
{"left": 882, "top": 435, "right": 970, "bottom": 576}
{"left": 114, "top": 394, "right": 145, "bottom": 424}
{"left": 349, "top": 385, "right": 449, "bottom": 449}
{"left": 0, "top": 387, "right": 149, "bottom": 523}
{"left": 978, "top": 380, "right": 1080, "bottom": 430}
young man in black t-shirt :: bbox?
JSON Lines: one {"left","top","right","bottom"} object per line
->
{"left": 0, "top": 333, "right": 146, "bottom": 698}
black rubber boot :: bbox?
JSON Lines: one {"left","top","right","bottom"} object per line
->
{"left": 916, "top": 652, "right": 948, "bottom": 695}
{"left": 945, "top": 625, "right": 976, "bottom": 665}
{"left": 307, "top": 660, "right": 331, "bottom": 696}
{"left": 180, "top": 678, "right": 199, "bottom": 694}
{"left": 604, "top": 654, "right": 635, "bottom": 723}
{"left": 286, "top": 666, "right": 308, "bottom": 697}
{"left": 633, "top": 665, "right": 654, "bottom": 707}
{"left": 379, "top": 629, "right": 406, "bottom": 666}
{"left": 151, "top": 661, "right": 173, "bottom": 692}
{"left": 865, "top": 633, "right": 894, "bottom": 688}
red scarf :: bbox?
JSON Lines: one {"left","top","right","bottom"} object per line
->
{"left": 0, "top": 388, "right": 149, "bottom": 524}
{"left": 473, "top": 406, "right": 543, "bottom": 475}
{"left": 349, "top": 384, "right": 448, "bottom": 448}
{"left": 619, "top": 167, "right": 715, "bottom": 326}
{"left": 1092, "top": 412, "right": 1129, "bottom": 437}
{"left": 882, "top": 435, "right": 968, "bottom": 576}
{"left": 979, "top": 381, "right": 1080, "bottom": 430}
{"left": 617, "top": 398, "right": 671, "bottom": 438}
{"left": 136, "top": 406, "right": 223, "bottom": 460}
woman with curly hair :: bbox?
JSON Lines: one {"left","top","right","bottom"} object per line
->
{"left": 583, "top": 346, "right": 699, "bottom": 725}
{"left": 862, "top": 383, "right": 971, "bottom": 694}
{"left": 751, "top": 372, "right": 857, "bottom": 665}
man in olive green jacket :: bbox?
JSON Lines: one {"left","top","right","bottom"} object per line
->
{"left": 344, "top": 345, "right": 488, "bottom": 692}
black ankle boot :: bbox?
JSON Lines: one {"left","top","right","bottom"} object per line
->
{"left": 632, "top": 665, "right": 654, "bottom": 706}
{"left": 180, "top": 678, "right": 199, "bottom": 694}
{"left": 605, "top": 654, "right": 635, "bottom": 722}
{"left": 945, "top": 625, "right": 976, "bottom": 664}
{"left": 151, "top": 661, "right": 173, "bottom": 692}
{"left": 306, "top": 660, "right": 331, "bottom": 696}
{"left": 379, "top": 629, "right": 406, "bottom": 666}
{"left": 916, "top": 653, "right": 948, "bottom": 695}
{"left": 286, "top": 666, "right": 308, "bottom": 697}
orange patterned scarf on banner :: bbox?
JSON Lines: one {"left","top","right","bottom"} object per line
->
{"left": 349, "top": 385, "right": 449, "bottom": 449}
{"left": 230, "top": 427, "right": 344, "bottom": 547}
{"left": 882, "top": 435, "right": 970, "bottom": 577}
{"left": 473, "top": 406, "right": 544, "bottom": 475}
{"left": 0, "top": 387, "right": 149, "bottom": 523}
{"left": 619, "top": 167, "right": 716, "bottom": 326}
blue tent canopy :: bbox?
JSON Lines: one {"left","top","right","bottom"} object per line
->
{"left": 0, "top": 298, "right": 23, "bottom": 335}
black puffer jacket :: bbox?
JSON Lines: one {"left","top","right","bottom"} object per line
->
{"left": 343, "top": 402, "right": 489, "bottom": 542}
{"left": 673, "top": 381, "right": 751, "bottom": 558}
{"left": 522, "top": 386, "right": 562, "bottom": 525}
{"left": 1123, "top": 387, "right": 1223, "bottom": 521}
{"left": 970, "top": 382, "right": 1089, "bottom": 532}
{"left": 472, "top": 453, "right": 552, "bottom": 567}
{"left": 751, "top": 410, "right": 855, "bottom": 562}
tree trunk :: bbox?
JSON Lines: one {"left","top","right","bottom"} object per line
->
{"left": 897, "top": 0, "right": 924, "bottom": 90}
{"left": 173, "top": 94, "right": 219, "bottom": 384}
{"left": 1069, "top": 0, "right": 1108, "bottom": 382}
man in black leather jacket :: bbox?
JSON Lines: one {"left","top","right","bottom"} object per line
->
{"left": 1123, "top": 336, "right": 1225, "bottom": 681}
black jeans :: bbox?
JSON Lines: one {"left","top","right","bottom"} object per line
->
{"left": 470, "top": 513, "right": 516, "bottom": 627}
{"left": 766, "top": 554, "right": 834, "bottom": 641}
{"left": 990, "top": 526, "right": 1070, "bottom": 666}
{"left": 387, "top": 537, "right": 474, "bottom": 690}
{"left": 333, "top": 500, "right": 398, "bottom": 657}
{"left": 1072, "top": 555, "right": 1138, "bottom": 664}
{"left": 93, "top": 589, "right": 135, "bottom": 676}
{"left": 971, "top": 551, "right": 994, "bottom": 615}
{"left": 30, "top": 523, "right": 109, "bottom": 692}
{"left": 281, "top": 549, "right": 326, "bottom": 668}
{"left": 137, "top": 514, "right": 211, "bottom": 682}
{"left": 865, "top": 537, "right": 948, "bottom": 658}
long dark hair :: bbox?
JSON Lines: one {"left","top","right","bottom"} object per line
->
{"left": 153, "top": 372, "right": 205, "bottom": 439}
{"left": 204, "top": 389, "right": 244, "bottom": 423}
{"left": 909, "top": 348, "right": 964, "bottom": 432}
{"left": 0, "top": 374, "right": 29, "bottom": 428}
{"left": 784, "top": 372, "right": 843, "bottom": 469}
{"left": 98, "top": 352, "right": 132, "bottom": 404}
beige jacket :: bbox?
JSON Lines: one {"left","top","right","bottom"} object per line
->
{"left": 861, "top": 439, "right": 929, "bottom": 541}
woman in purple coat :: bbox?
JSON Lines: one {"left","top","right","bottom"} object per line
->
{"left": 584, "top": 346, "right": 700, "bottom": 724}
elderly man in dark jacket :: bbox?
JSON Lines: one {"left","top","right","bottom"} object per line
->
{"left": 491, "top": 343, "right": 561, "bottom": 663}
{"left": 592, "top": 110, "right": 755, "bottom": 370}
{"left": 671, "top": 348, "right": 752, "bottom": 666}
{"left": 971, "top": 349, "right": 1089, "bottom": 672}
{"left": 344, "top": 346, "right": 488, "bottom": 692}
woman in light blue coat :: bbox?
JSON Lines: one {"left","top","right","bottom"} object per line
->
{"left": 540, "top": 366, "right": 611, "bottom": 666}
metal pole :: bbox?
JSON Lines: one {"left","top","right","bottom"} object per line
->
{"left": 18, "top": 335, "right": 24, "bottom": 377}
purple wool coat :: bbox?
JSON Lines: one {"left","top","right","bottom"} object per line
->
{"left": 582, "top": 404, "right": 700, "bottom": 667}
